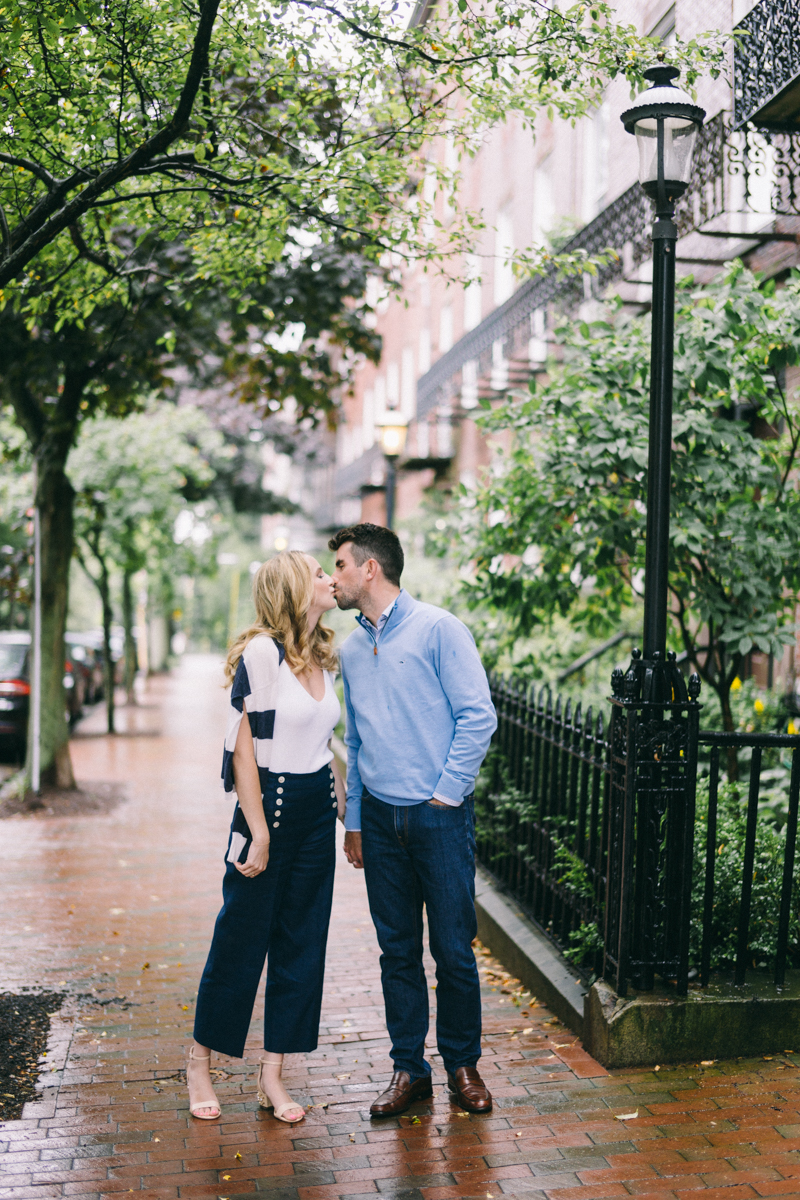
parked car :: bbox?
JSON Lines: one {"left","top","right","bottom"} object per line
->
{"left": 0, "top": 631, "right": 108, "bottom": 752}
{"left": 0, "top": 631, "right": 30, "bottom": 759}
{"left": 65, "top": 632, "right": 105, "bottom": 706}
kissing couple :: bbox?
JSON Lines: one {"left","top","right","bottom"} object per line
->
{"left": 186, "top": 522, "right": 497, "bottom": 1123}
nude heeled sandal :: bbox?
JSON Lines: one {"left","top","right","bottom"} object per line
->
{"left": 257, "top": 1058, "right": 305, "bottom": 1123}
{"left": 187, "top": 1046, "right": 221, "bottom": 1120}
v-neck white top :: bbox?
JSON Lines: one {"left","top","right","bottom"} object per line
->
{"left": 269, "top": 660, "right": 341, "bottom": 774}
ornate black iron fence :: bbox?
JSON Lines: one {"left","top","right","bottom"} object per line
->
{"left": 478, "top": 676, "right": 611, "bottom": 967}
{"left": 698, "top": 731, "right": 800, "bottom": 988}
{"left": 481, "top": 670, "right": 800, "bottom": 998}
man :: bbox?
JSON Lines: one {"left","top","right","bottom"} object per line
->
{"left": 329, "top": 523, "right": 497, "bottom": 1116}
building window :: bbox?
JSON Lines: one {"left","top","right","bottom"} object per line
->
{"left": 418, "top": 327, "right": 431, "bottom": 374}
{"left": 493, "top": 208, "right": 515, "bottom": 305}
{"left": 532, "top": 159, "right": 554, "bottom": 249}
{"left": 363, "top": 389, "right": 375, "bottom": 449}
{"left": 401, "top": 347, "right": 416, "bottom": 418}
{"left": 386, "top": 361, "right": 400, "bottom": 406}
{"left": 439, "top": 304, "right": 454, "bottom": 353}
{"left": 464, "top": 253, "right": 483, "bottom": 331}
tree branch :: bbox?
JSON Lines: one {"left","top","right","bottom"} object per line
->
{"left": 0, "top": 153, "right": 57, "bottom": 189}
{"left": 68, "top": 222, "right": 119, "bottom": 276}
{"left": 0, "top": 0, "right": 221, "bottom": 289}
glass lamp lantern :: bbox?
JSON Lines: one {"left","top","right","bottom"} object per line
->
{"left": 620, "top": 65, "right": 705, "bottom": 204}
{"left": 377, "top": 412, "right": 408, "bottom": 458}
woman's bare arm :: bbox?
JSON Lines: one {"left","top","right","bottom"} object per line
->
{"left": 330, "top": 752, "right": 346, "bottom": 822}
{"left": 232, "top": 700, "right": 270, "bottom": 877}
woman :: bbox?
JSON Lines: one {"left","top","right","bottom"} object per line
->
{"left": 187, "top": 551, "right": 345, "bottom": 1123}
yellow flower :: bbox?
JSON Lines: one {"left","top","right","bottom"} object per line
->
{"left": 789, "top": 720, "right": 798, "bottom": 736}
{"left": 731, "top": 677, "right": 742, "bottom": 691}
{"left": 754, "top": 698, "right": 765, "bottom": 714}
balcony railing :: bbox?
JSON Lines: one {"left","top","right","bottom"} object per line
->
{"left": 734, "top": 0, "right": 800, "bottom": 130}
{"left": 415, "top": 112, "right": 800, "bottom": 418}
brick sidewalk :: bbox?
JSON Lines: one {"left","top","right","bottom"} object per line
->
{"left": 3, "top": 656, "right": 800, "bottom": 1199}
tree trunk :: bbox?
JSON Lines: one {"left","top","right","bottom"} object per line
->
{"left": 122, "top": 569, "right": 138, "bottom": 705}
{"left": 28, "top": 461, "right": 75, "bottom": 788}
{"left": 719, "top": 683, "right": 739, "bottom": 783}
{"left": 97, "top": 557, "right": 116, "bottom": 735}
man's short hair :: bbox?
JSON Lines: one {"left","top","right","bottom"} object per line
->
{"left": 328, "top": 523, "right": 404, "bottom": 586}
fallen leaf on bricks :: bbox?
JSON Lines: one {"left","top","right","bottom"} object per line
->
{"left": 615, "top": 1111, "right": 638, "bottom": 1120}
{"left": 410, "top": 1115, "right": 421, "bottom": 1124}
{"left": 234, "top": 1153, "right": 242, "bottom": 1160}
{"left": 336, "top": 1074, "right": 350, "bottom": 1081}
{"left": 142, "top": 963, "right": 150, "bottom": 970}
{"left": 222, "top": 1175, "right": 231, "bottom": 1180}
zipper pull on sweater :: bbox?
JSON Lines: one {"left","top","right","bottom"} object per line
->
{"left": 373, "top": 644, "right": 377, "bottom": 656}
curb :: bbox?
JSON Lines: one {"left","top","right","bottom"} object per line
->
{"left": 474, "top": 868, "right": 587, "bottom": 1039}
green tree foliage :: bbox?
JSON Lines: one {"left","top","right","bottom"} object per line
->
{"left": 69, "top": 403, "right": 223, "bottom": 732}
{"left": 0, "top": 236, "right": 376, "bottom": 784}
{"left": 455, "top": 265, "right": 800, "bottom": 736}
{"left": 0, "top": 0, "right": 725, "bottom": 310}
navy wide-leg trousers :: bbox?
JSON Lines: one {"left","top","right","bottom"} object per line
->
{"left": 194, "top": 764, "right": 338, "bottom": 1058}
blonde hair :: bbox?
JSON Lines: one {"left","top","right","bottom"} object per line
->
{"left": 224, "top": 551, "right": 337, "bottom": 685}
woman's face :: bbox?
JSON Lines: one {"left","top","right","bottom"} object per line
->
{"left": 306, "top": 556, "right": 336, "bottom": 614}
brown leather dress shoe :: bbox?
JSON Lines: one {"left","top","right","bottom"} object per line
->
{"left": 369, "top": 1070, "right": 433, "bottom": 1117}
{"left": 447, "top": 1066, "right": 492, "bottom": 1113}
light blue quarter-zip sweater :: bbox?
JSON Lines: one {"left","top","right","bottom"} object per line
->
{"left": 339, "top": 588, "right": 497, "bottom": 831}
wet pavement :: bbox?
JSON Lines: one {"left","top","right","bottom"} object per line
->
{"left": 3, "top": 655, "right": 800, "bottom": 1199}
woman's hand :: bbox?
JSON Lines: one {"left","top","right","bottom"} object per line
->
{"left": 236, "top": 836, "right": 270, "bottom": 878}
{"left": 232, "top": 700, "right": 271, "bottom": 877}
{"left": 330, "top": 753, "right": 347, "bottom": 823}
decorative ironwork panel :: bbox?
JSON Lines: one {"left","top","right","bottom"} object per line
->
{"left": 771, "top": 132, "right": 800, "bottom": 212}
{"left": 734, "top": 0, "right": 800, "bottom": 129}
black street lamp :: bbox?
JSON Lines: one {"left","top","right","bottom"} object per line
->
{"left": 620, "top": 64, "right": 705, "bottom": 697}
{"left": 603, "top": 65, "right": 706, "bottom": 999}
{"left": 377, "top": 412, "right": 408, "bottom": 530}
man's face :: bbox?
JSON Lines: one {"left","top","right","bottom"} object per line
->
{"left": 331, "top": 541, "right": 367, "bottom": 611}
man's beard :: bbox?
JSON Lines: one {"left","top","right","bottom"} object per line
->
{"left": 334, "top": 587, "right": 362, "bottom": 611}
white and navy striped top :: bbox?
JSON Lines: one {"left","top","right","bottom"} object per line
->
{"left": 222, "top": 634, "right": 285, "bottom": 793}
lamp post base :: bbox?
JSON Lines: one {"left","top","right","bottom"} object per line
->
{"left": 605, "top": 653, "right": 701, "bottom": 997}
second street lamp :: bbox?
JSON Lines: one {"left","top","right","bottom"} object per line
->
{"left": 377, "top": 412, "right": 408, "bottom": 530}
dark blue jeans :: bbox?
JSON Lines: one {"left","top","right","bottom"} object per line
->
{"left": 194, "top": 764, "right": 337, "bottom": 1058}
{"left": 361, "top": 791, "right": 482, "bottom": 1078}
